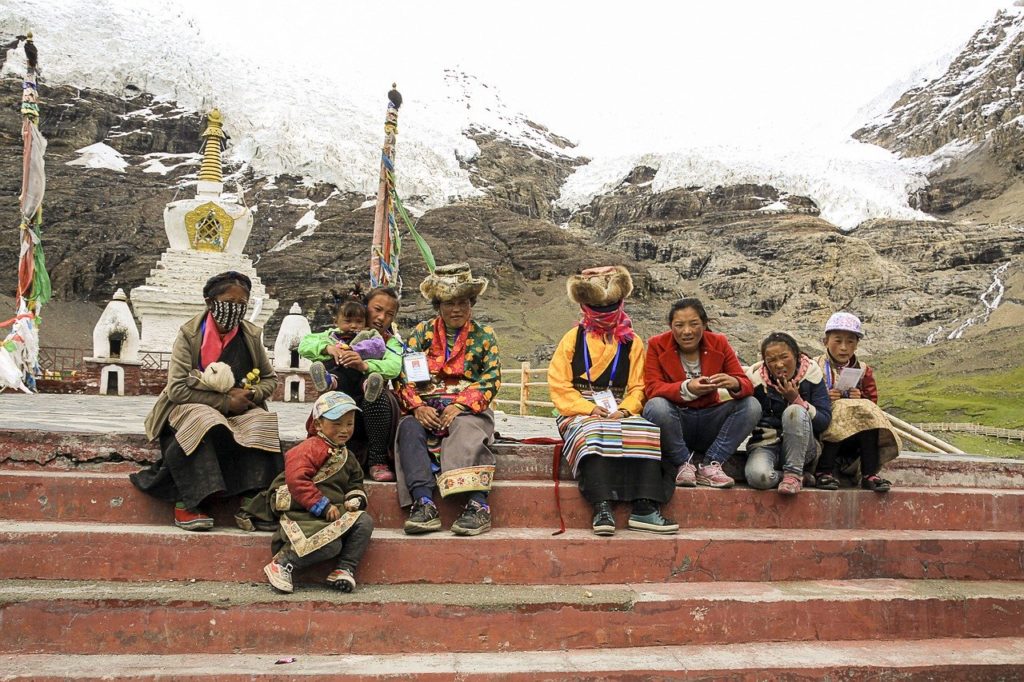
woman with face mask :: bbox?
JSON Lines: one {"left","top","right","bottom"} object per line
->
{"left": 131, "top": 271, "right": 283, "bottom": 531}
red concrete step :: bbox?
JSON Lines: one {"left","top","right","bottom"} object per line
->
{"left": 5, "top": 426, "right": 1024, "bottom": 488}
{"left": 4, "top": 521, "right": 1023, "bottom": 585}
{"left": 4, "top": 470, "right": 1024, "bottom": 532}
{"left": 2, "top": 578, "right": 1022, "bottom": 655}
{"left": 3, "top": 637, "right": 1024, "bottom": 680}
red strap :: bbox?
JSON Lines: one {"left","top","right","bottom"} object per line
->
{"left": 551, "top": 442, "right": 566, "bottom": 536}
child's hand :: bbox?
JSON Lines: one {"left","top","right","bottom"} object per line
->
{"left": 776, "top": 375, "right": 801, "bottom": 403}
{"left": 344, "top": 498, "right": 362, "bottom": 512}
{"left": 847, "top": 388, "right": 862, "bottom": 399}
{"left": 828, "top": 388, "right": 842, "bottom": 402}
{"left": 326, "top": 345, "right": 345, "bottom": 361}
{"left": 325, "top": 504, "right": 341, "bottom": 521}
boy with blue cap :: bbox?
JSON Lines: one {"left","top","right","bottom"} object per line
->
{"left": 241, "top": 391, "right": 374, "bottom": 593}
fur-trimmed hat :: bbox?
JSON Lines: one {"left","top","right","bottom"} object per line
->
{"left": 419, "top": 263, "right": 489, "bottom": 302}
{"left": 567, "top": 266, "right": 633, "bottom": 308}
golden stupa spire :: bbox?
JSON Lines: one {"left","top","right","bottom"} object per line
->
{"left": 198, "top": 109, "right": 225, "bottom": 183}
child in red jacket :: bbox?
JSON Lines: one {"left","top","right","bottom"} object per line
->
{"left": 241, "top": 391, "right": 374, "bottom": 593}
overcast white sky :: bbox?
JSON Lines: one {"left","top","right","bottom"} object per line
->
{"left": 193, "top": 1, "right": 1009, "bottom": 154}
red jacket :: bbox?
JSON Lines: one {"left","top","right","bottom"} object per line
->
{"left": 644, "top": 330, "right": 753, "bottom": 409}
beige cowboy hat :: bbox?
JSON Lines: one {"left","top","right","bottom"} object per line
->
{"left": 567, "top": 266, "right": 633, "bottom": 308}
{"left": 419, "top": 262, "right": 489, "bottom": 302}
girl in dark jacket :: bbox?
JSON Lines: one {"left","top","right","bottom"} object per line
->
{"left": 744, "top": 332, "right": 831, "bottom": 494}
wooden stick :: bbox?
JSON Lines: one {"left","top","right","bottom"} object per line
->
{"left": 885, "top": 412, "right": 964, "bottom": 454}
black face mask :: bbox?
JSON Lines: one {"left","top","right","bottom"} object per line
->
{"left": 210, "top": 300, "right": 247, "bottom": 331}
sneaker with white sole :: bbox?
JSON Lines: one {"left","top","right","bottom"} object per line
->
{"left": 591, "top": 501, "right": 615, "bottom": 536}
{"left": 675, "top": 462, "right": 697, "bottom": 487}
{"left": 264, "top": 560, "right": 294, "bottom": 593}
{"left": 326, "top": 568, "right": 356, "bottom": 592}
{"left": 627, "top": 508, "right": 679, "bottom": 534}
{"left": 696, "top": 461, "right": 734, "bottom": 488}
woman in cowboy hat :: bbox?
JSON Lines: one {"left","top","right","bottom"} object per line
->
{"left": 394, "top": 263, "right": 502, "bottom": 536}
{"left": 547, "top": 266, "right": 678, "bottom": 535}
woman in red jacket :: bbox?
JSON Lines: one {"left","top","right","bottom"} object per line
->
{"left": 643, "top": 298, "right": 761, "bottom": 488}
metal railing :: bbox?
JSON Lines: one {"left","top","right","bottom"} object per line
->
{"left": 36, "top": 347, "right": 87, "bottom": 380}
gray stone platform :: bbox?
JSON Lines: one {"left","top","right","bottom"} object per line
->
{"left": 0, "top": 393, "right": 559, "bottom": 442}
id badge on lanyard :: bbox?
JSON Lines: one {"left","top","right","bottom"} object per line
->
{"left": 591, "top": 389, "right": 619, "bottom": 414}
{"left": 403, "top": 352, "right": 431, "bottom": 383}
{"left": 584, "top": 338, "right": 621, "bottom": 414}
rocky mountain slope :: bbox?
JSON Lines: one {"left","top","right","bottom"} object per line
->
{"left": 1, "top": 3, "right": 1022, "bottom": 367}
{"left": 855, "top": 6, "right": 1024, "bottom": 224}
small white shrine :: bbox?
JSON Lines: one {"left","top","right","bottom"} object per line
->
{"left": 86, "top": 288, "right": 141, "bottom": 395}
{"left": 272, "top": 302, "right": 314, "bottom": 402}
{"left": 130, "top": 109, "right": 278, "bottom": 352}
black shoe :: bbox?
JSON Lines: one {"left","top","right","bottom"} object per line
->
{"left": 592, "top": 501, "right": 615, "bottom": 536}
{"left": 403, "top": 498, "right": 441, "bottom": 535}
{"left": 814, "top": 472, "right": 840, "bottom": 491}
{"left": 451, "top": 500, "right": 492, "bottom": 536}
{"left": 861, "top": 475, "right": 892, "bottom": 493}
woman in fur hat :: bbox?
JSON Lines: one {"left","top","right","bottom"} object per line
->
{"left": 393, "top": 263, "right": 502, "bottom": 537}
{"left": 548, "top": 266, "right": 678, "bottom": 535}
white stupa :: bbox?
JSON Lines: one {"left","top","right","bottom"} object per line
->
{"left": 130, "top": 109, "right": 278, "bottom": 352}
{"left": 273, "top": 302, "right": 312, "bottom": 372}
{"left": 90, "top": 288, "right": 140, "bottom": 361}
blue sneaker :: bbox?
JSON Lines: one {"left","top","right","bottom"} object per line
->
{"left": 627, "top": 508, "right": 678, "bottom": 534}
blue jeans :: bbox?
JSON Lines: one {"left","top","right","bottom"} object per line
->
{"left": 642, "top": 396, "right": 761, "bottom": 467}
{"left": 745, "top": 404, "right": 818, "bottom": 489}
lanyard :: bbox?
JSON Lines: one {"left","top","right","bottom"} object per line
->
{"left": 582, "top": 338, "right": 621, "bottom": 390}
{"left": 824, "top": 359, "right": 833, "bottom": 390}
{"left": 443, "top": 326, "right": 465, "bottom": 362}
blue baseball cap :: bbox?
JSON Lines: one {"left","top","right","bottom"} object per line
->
{"left": 312, "top": 391, "right": 361, "bottom": 420}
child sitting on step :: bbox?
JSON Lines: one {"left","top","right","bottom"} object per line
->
{"left": 812, "top": 312, "right": 901, "bottom": 492}
{"left": 240, "top": 391, "right": 374, "bottom": 594}
{"left": 744, "top": 332, "right": 832, "bottom": 495}
{"left": 301, "top": 298, "right": 387, "bottom": 402}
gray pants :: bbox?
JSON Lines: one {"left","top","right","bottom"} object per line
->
{"left": 745, "top": 405, "right": 817, "bottom": 489}
{"left": 278, "top": 513, "right": 374, "bottom": 574}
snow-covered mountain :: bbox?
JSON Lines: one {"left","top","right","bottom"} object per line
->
{"left": 0, "top": 0, "right": 976, "bottom": 232}
{"left": 856, "top": 5, "right": 1024, "bottom": 160}
{"left": 0, "top": 0, "right": 578, "bottom": 211}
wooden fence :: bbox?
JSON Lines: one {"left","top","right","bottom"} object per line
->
{"left": 916, "top": 423, "right": 1024, "bottom": 442}
{"left": 494, "top": 362, "right": 554, "bottom": 416}
{"left": 495, "top": 362, "right": 971, "bottom": 455}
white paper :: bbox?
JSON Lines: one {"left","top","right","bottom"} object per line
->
{"left": 592, "top": 390, "right": 619, "bottom": 414}
{"left": 403, "top": 352, "right": 431, "bottom": 382}
{"left": 834, "top": 366, "right": 864, "bottom": 393}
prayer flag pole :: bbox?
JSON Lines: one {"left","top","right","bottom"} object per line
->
{"left": 369, "top": 84, "right": 403, "bottom": 291}
{"left": 1, "top": 32, "right": 49, "bottom": 392}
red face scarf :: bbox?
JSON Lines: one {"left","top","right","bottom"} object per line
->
{"left": 200, "top": 312, "right": 241, "bottom": 370}
{"left": 580, "top": 302, "right": 634, "bottom": 343}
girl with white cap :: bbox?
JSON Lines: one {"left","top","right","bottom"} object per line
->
{"left": 813, "top": 312, "right": 900, "bottom": 492}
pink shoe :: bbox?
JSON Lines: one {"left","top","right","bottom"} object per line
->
{"left": 778, "top": 473, "right": 803, "bottom": 495}
{"left": 696, "top": 461, "right": 734, "bottom": 488}
{"left": 369, "top": 464, "right": 396, "bottom": 482}
{"left": 675, "top": 462, "right": 697, "bottom": 487}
